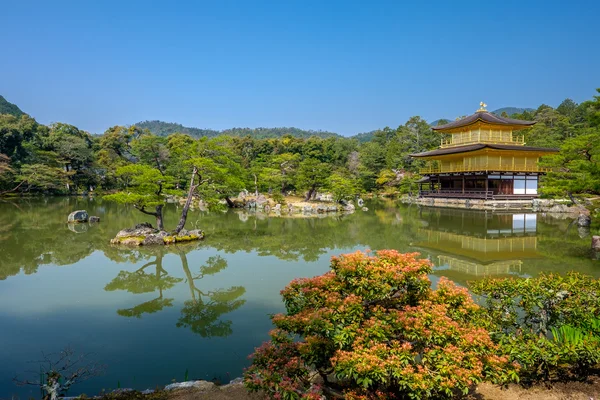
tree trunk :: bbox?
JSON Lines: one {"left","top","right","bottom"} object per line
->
{"left": 225, "top": 196, "right": 235, "bottom": 208}
{"left": 253, "top": 173, "right": 259, "bottom": 197}
{"left": 305, "top": 187, "right": 315, "bottom": 201}
{"left": 0, "top": 179, "right": 28, "bottom": 196}
{"left": 174, "top": 166, "right": 199, "bottom": 234}
{"left": 155, "top": 204, "right": 164, "bottom": 231}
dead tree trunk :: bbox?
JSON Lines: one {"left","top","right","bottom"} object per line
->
{"left": 174, "top": 166, "right": 199, "bottom": 234}
{"left": 305, "top": 186, "right": 316, "bottom": 201}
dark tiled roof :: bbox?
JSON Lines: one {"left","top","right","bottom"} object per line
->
{"left": 411, "top": 144, "right": 559, "bottom": 158}
{"left": 432, "top": 111, "right": 535, "bottom": 131}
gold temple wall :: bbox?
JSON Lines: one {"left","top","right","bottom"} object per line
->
{"left": 441, "top": 128, "right": 524, "bottom": 148}
{"left": 423, "top": 152, "right": 548, "bottom": 174}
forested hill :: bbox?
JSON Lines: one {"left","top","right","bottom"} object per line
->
{"left": 0, "top": 95, "right": 25, "bottom": 117}
{"left": 491, "top": 107, "right": 535, "bottom": 116}
{"left": 352, "top": 130, "right": 378, "bottom": 143}
{"left": 135, "top": 120, "right": 342, "bottom": 139}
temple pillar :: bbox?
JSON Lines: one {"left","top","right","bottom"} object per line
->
{"left": 485, "top": 178, "right": 489, "bottom": 199}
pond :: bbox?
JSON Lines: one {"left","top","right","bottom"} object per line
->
{"left": 0, "top": 197, "right": 597, "bottom": 397}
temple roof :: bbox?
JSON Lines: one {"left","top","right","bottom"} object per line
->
{"left": 411, "top": 143, "right": 558, "bottom": 158}
{"left": 433, "top": 111, "right": 536, "bottom": 132}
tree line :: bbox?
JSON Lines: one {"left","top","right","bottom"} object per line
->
{"left": 1, "top": 88, "right": 599, "bottom": 201}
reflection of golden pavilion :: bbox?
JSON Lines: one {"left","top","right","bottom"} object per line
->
{"left": 416, "top": 210, "right": 539, "bottom": 276}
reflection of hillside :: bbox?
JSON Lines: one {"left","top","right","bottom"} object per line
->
{"left": 199, "top": 202, "right": 421, "bottom": 262}
{"left": 2, "top": 198, "right": 596, "bottom": 284}
{"left": 0, "top": 198, "right": 169, "bottom": 280}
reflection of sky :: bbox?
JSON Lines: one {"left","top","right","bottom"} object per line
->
{"left": 0, "top": 245, "right": 365, "bottom": 397}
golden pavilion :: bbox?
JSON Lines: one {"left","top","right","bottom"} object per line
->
{"left": 411, "top": 103, "right": 558, "bottom": 199}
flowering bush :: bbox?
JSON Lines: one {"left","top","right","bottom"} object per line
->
{"left": 244, "top": 250, "right": 515, "bottom": 399}
{"left": 470, "top": 272, "right": 600, "bottom": 382}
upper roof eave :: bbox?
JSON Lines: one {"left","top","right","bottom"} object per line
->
{"left": 432, "top": 111, "right": 536, "bottom": 132}
{"left": 410, "top": 143, "right": 559, "bottom": 158}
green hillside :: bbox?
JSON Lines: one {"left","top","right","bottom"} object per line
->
{"left": 0, "top": 95, "right": 25, "bottom": 117}
{"left": 491, "top": 107, "right": 534, "bottom": 116}
{"left": 351, "top": 130, "right": 377, "bottom": 143}
{"left": 135, "top": 120, "right": 342, "bottom": 139}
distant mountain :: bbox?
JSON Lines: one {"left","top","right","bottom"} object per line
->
{"left": 135, "top": 120, "right": 220, "bottom": 138}
{"left": 134, "top": 120, "right": 342, "bottom": 139}
{"left": 491, "top": 107, "right": 534, "bottom": 116}
{"left": 427, "top": 108, "right": 534, "bottom": 128}
{"left": 0, "top": 95, "right": 25, "bottom": 117}
{"left": 351, "top": 130, "right": 377, "bottom": 143}
{"left": 430, "top": 119, "right": 452, "bottom": 127}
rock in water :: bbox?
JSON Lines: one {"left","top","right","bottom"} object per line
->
{"left": 89, "top": 216, "right": 100, "bottom": 223}
{"left": 577, "top": 213, "right": 591, "bottom": 227}
{"left": 164, "top": 380, "right": 216, "bottom": 391}
{"left": 111, "top": 223, "right": 204, "bottom": 245}
{"left": 67, "top": 210, "right": 89, "bottom": 223}
{"left": 592, "top": 236, "right": 600, "bottom": 251}
{"left": 256, "top": 194, "right": 268, "bottom": 205}
{"left": 115, "top": 223, "right": 157, "bottom": 239}
{"left": 142, "top": 232, "right": 167, "bottom": 245}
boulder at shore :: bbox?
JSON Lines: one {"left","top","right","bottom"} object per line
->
{"left": 110, "top": 223, "right": 204, "bottom": 246}
{"left": 67, "top": 210, "right": 89, "bottom": 223}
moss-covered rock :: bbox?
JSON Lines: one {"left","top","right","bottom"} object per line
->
{"left": 111, "top": 224, "right": 204, "bottom": 246}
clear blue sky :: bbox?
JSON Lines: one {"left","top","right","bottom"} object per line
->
{"left": 1, "top": 0, "right": 599, "bottom": 136}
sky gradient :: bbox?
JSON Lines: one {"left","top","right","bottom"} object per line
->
{"left": 1, "top": 0, "right": 599, "bottom": 136}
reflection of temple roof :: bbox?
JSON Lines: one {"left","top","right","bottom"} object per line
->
{"left": 432, "top": 111, "right": 535, "bottom": 132}
{"left": 416, "top": 230, "right": 540, "bottom": 263}
{"left": 436, "top": 255, "right": 523, "bottom": 276}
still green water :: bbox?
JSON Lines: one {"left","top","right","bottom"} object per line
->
{"left": 0, "top": 197, "right": 597, "bottom": 397}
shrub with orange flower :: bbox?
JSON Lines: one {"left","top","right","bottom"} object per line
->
{"left": 244, "top": 250, "right": 516, "bottom": 399}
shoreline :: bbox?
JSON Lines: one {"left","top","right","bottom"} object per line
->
{"left": 60, "top": 375, "right": 600, "bottom": 400}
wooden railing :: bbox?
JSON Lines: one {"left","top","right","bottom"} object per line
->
{"left": 418, "top": 190, "right": 539, "bottom": 200}
{"left": 420, "top": 164, "right": 553, "bottom": 174}
{"left": 440, "top": 135, "right": 525, "bottom": 148}
{"left": 419, "top": 190, "right": 494, "bottom": 199}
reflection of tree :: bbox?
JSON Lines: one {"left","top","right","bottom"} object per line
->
{"left": 105, "top": 248, "right": 245, "bottom": 338}
{"left": 176, "top": 252, "right": 245, "bottom": 337}
{"left": 104, "top": 252, "right": 182, "bottom": 318}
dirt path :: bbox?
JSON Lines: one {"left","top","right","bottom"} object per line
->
{"left": 474, "top": 378, "right": 600, "bottom": 400}
{"left": 160, "top": 378, "right": 600, "bottom": 400}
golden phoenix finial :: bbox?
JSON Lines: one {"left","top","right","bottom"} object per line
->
{"left": 477, "top": 101, "right": 488, "bottom": 112}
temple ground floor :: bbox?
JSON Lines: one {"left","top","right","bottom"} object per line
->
{"left": 417, "top": 172, "right": 541, "bottom": 200}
